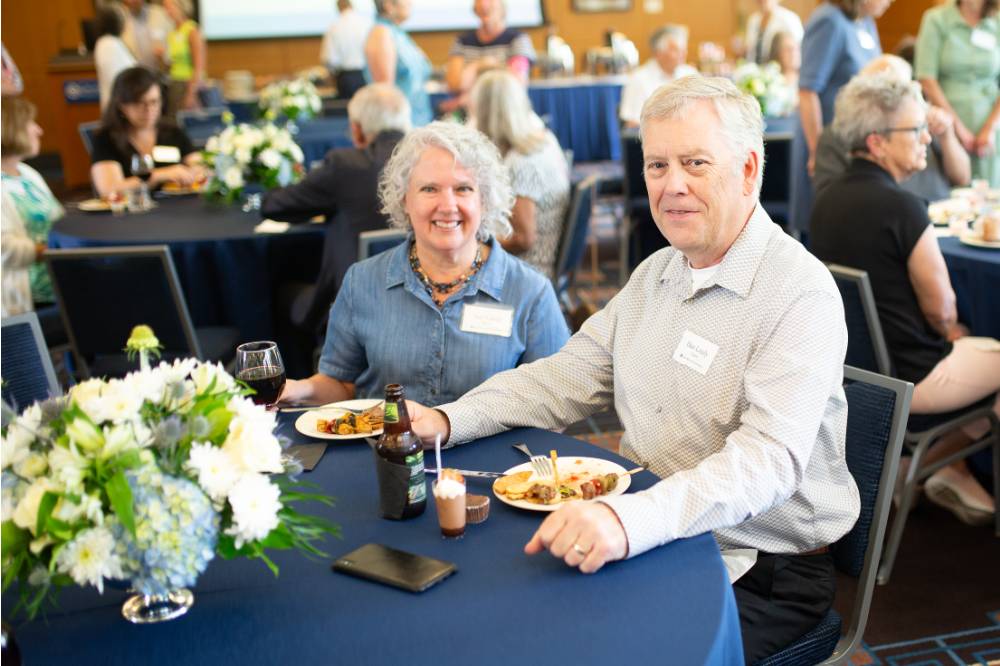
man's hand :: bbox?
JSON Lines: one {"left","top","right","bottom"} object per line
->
{"left": 405, "top": 401, "right": 450, "bottom": 446}
{"left": 524, "top": 502, "right": 628, "bottom": 574}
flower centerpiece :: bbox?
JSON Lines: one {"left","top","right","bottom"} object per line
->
{"left": 1, "top": 328, "right": 338, "bottom": 623}
{"left": 201, "top": 116, "right": 305, "bottom": 206}
{"left": 258, "top": 78, "right": 322, "bottom": 125}
{"left": 732, "top": 61, "right": 796, "bottom": 118}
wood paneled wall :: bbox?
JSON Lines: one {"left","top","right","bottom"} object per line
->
{"left": 3, "top": 0, "right": 940, "bottom": 156}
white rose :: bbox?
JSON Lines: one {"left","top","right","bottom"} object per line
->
{"left": 259, "top": 148, "right": 282, "bottom": 170}
{"left": 224, "top": 166, "right": 245, "bottom": 189}
{"left": 222, "top": 417, "right": 283, "bottom": 474}
{"left": 13, "top": 452, "right": 48, "bottom": 480}
{"left": 12, "top": 479, "right": 55, "bottom": 535}
{"left": 226, "top": 474, "right": 281, "bottom": 547}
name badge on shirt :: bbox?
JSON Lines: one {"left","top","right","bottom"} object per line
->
{"left": 971, "top": 28, "right": 997, "bottom": 51}
{"left": 152, "top": 145, "right": 181, "bottom": 163}
{"left": 672, "top": 330, "right": 719, "bottom": 376}
{"left": 460, "top": 303, "right": 514, "bottom": 338}
{"left": 856, "top": 28, "right": 875, "bottom": 50}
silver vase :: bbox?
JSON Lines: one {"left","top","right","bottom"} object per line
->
{"left": 121, "top": 588, "right": 194, "bottom": 624}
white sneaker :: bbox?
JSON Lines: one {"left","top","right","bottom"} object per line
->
{"left": 924, "top": 466, "right": 995, "bottom": 527}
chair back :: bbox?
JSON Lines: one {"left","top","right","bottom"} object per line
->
{"left": 620, "top": 129, "right": 646, "bottom": 210}
{"left": 553, "top": 175, "right": 598, "bottom": 299}
{"left": 758, "top": 366, "right": 911, "bottom": 666}
{"left": 358, "top": 229, "right": 408, "bottom": 261}
{"left": 78, "top": 121, "right": 102, "bottom": 157}
{"left": 1, "top": 312, "right": 61, "bottom": 412}
{"left": 827, "top": 264, "right": 892, "bottom": 376}
{"left": 44, "top": 246, "right": 201, "bottom": 378}
{"left": 198, "top": 84, "right": 227, "bottom": 109}
{"left": 177, "top": 107, "right": 229, "bottom": 148}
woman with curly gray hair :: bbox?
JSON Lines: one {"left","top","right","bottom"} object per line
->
{"left": 279, "top": 121, "right": 569, "bottom": 407}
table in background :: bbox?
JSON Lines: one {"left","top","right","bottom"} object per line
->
{"left": 48, "top": 197, "right": 324, "bottom": 341}
{"left": 432, "top": 75, "right": 626, "bottom": 163}
{"left": 938, "top": 236, "right": 1000, "bottom": 338}
{"left": 3, "top": 425, "right": 743, "bottom": 665}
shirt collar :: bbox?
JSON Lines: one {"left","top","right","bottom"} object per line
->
{"left": 384, "top": 236, "right": 508, "bottom": 302}
{"left": 658, "top": 204, "right": 777, "bottom": 300}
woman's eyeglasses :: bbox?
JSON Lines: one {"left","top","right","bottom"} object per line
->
{"left": 879, "top": 123, "right": 928, "bottom": 138}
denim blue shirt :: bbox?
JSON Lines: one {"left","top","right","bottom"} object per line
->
{"left": 319, "top": 236, "right": 570, "bottom": 405}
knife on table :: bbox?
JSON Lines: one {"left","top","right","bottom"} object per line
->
{"left": 425, "top": 468, "right": 503, "bottom": 479}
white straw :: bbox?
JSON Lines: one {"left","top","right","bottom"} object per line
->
{"left": 435, "top": 433, "right": 442, "bottom": 476}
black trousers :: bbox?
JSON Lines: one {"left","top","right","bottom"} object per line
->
{"left": 335, "top": 70, "right": 366, "bottom": 100}
{"left": 733, "top": 551, "right": 836, "bottom": 665}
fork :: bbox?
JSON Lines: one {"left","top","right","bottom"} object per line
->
{"left": 512, "top": 442, "right": 553, "bottom": 478}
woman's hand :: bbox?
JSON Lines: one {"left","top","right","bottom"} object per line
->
{"left": 954, "top": 119, "right": 977, "bottom": 153}
{"left": 152, "top": 163, "right": 196, "bottom": 187}
{"left": 974, "top": 123, "right": 996, "bottom": 157}
{"left": 276, "top": 378, "right": 311, "bottom": 406}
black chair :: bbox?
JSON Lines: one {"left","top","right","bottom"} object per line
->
{"left": 1, "top": 312, "right": 61, "bottom": 414}
{"left": 357, "top": 229, "right": 408, "bottom": 261}
{"left": 197, "top": 84, "right": 226, "bottom": 109}
{"left": 828, "top": 264, "right": 1000, "bottom": 584}
{"left": 758, "top": 366, "right": 912, "bottom": 665}
{"left": 44, "top": 246, "right": 240, "bottom": 379}
{"left": 619, "top": 129, "right": 665, "bottom": 281}
{"left": 760, "top": 121, "right": 793, "bottom": 228}
{"left": 552, "top": 175, "right": 599, "bottom": 311}
{"left": 177, "top": 107, "right": 229, "bottom": 149}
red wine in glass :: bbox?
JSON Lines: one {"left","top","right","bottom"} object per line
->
{"left": 235, "top": 341, "right": 286, "bottom": 406}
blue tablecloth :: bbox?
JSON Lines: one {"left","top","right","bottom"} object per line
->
{"left": 939, "top": 236, "right": 1000, "bottom": 338}
{"left": 3, "top": 424, "right": 743, "bottom": 665}
{"left": 432, "top": 76, "right": 625, "bottom": 162}
{"left": 49, "top": 198, "right": 324, "bottom": 341}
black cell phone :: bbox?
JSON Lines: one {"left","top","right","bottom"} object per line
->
{"left": 332, "top": 543, "right": 457, "bottom": 593}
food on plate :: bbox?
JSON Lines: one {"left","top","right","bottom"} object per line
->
{"left": 493, "top": 452, "right": 624, "bottom": 506}
{"left": 161, "top": 179, "right": 203, "bottom": 193}
{"left": 316, "top": 405, "right": 384, "bottom": 435}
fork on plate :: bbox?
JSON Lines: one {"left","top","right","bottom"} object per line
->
{"left": 512, "top": 442, "right": 553, "bottom": 478}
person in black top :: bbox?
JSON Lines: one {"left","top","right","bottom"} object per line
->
{"left": 261, "top": 83, "right": 411, "bottom": 371}
{"left": 90, "top": 66, "right": 200, "bottom": 198}
{"left": 811, "top": 72, "right": 998, "bottom": 525}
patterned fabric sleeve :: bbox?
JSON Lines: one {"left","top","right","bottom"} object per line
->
{"left": 509, "top": 32, "right": 536, "bottom": 63}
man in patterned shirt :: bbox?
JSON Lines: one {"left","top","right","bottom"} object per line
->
{"left": 410, "top": 76, "right": 859, "bottom": 663}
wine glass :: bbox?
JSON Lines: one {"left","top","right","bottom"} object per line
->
{"left": 130, "top": 153, "right": 155, "bottom": 210}
{"left": 235, "top": 341, "right": 286, "bottom": 407}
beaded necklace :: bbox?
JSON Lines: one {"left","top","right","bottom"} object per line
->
{"left": 409, "top": 242, "right": 484, "bottom": 305}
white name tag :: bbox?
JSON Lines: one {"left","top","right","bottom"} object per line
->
{"left": 971, "top": 28, "right": 997, "bottom": 51}
{"left": 152, "top": 145, "right": 181, "bottom": 163}
{"left": 672, "top": 330, "right": 719, "bottom": 375}
{"left": 856, "top": 28, "right": 875, "bottom": 50}
{"left": 460, "top": 303, "right": 514, "bottom": 337}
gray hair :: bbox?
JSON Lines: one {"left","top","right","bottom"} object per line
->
{"left": 378, "top": 121, "right": 514, "bottom": 240}
{"left": 639, "top": 76, "right": 765, "bottom": 195}
{"left": 470, "top": 69, "right": 546, "bottom": 156}
{"left": 651, "top": 24, "right": 688, "bottom": 52}
{"left": 858, "top": 54, "right": 913, "bottom": 81}
{"left": 347, "top": 83, "right": 412, "bottom": 139}
{"left": 832, "top": 73, "right": 925, "bottom": 152}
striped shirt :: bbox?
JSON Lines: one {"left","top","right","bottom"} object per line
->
{"left": 440, "top": 205, "right": 860, "bottom": 558}
{"left": 449, "top": 28, "right": 536, "bottom": 66}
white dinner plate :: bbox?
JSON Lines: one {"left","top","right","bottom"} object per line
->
{"left": 959, "top": 232, "right": 1000, "bottom": 250}
{"left": 77, "top": 198, "right": 111, "bottom": 212}
{"left": 492, "top": 457, "right": 632, "bottom": 513}
{"left": 293, "top": 399, "right": 384, "bottom": 441}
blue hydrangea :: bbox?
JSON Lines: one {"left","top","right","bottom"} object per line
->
{"left": 113, "top": 467, "right": 219, "bottom": 597}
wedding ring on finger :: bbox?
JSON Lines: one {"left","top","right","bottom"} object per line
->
{"left": 572, "top": 543, "right": 591, "bottom": 557}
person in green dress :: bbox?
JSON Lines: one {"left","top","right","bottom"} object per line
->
{"left": 915, "top": 0, "right": 1000, "bottom": 186}
{"left": 1, "top": 97, "right": 63, "bottom": 317}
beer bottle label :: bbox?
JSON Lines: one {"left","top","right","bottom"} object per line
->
{"left": 406, "top": 452, "right": 426, "bottom": 504}
{"left": 384, "top": 403, "right": 399, "bottom": 423}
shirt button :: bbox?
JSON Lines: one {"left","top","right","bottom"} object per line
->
{"left": 656, "top": 406, "right": 663, "bottom": 414}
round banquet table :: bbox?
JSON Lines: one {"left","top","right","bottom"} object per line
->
{"left": 938, "top": 236, "right": 1000, "bottom": 338}
{"left": 2, "top": 422, "right": 744, "bottom": 666}
{"left": 48, "top": 196, "right": 324, "bottom": 342}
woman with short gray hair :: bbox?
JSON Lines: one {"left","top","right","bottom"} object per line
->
{"left": 811, "top": 72, "right": 999, "bottom": 526}
{"left": 280, "top": 121, "right": 569, "bottom": 407}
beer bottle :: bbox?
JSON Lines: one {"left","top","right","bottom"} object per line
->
{"left": 374, "top": 384, "right": 426, "bottom": 520}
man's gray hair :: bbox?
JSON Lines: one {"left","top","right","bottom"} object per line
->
{"left": 832, "top": 73, "right": 925, "bottom": 152}
{"left": 378, "top": 121, "right": 514, "bottom": 240}
{"left": 639, "top": 76, "right": 765, "bottom": 195}
{"left": 650, "top": 24, "right": 688, "bottom": 52}
{"left": 347, "top": 83, "right": 412, "bottom": 139}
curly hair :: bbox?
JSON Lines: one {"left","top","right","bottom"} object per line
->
{"left": 832, "top": 72, "right": 925, "bottom": 152}
{"left": 378, "top": 121, "right": 514, "bottom": 241}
